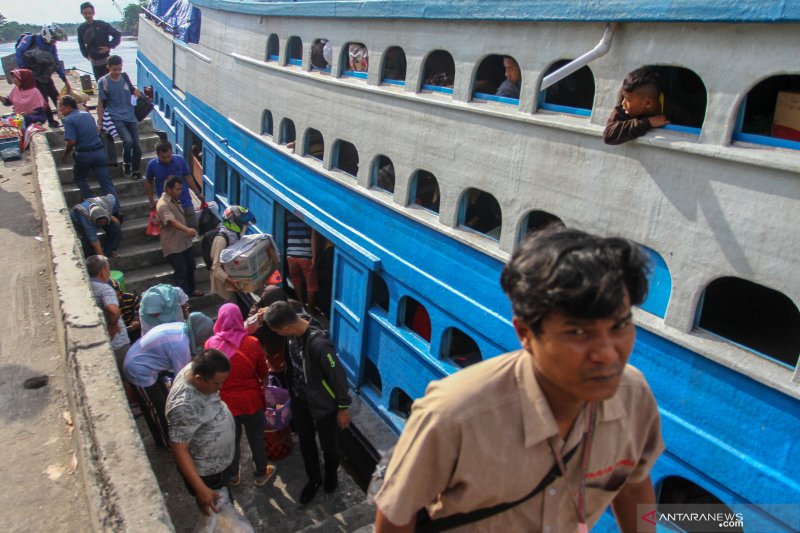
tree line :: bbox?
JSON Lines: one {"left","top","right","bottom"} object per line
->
{"left": 0, "top": 2, "right": 144, "bottom": 42}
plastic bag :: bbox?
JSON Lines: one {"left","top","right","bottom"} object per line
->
{"left": 192, "top": 489, "right": 255, "bottom": 533}
{"left": 146, "top": 209, "right": 161, "bottom": 236}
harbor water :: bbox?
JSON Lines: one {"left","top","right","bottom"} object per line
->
{"left": 0, "top": 36, "right": 138, "bottom": 84}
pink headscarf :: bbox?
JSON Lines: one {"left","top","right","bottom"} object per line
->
{"left": 205, "top": 303, "right": 248, "bottom": 359}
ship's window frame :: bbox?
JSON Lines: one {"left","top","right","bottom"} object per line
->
{"left": 363, "top": 358, "right": 382, "bottom": 395}
{"left": 286, "top": 36, "right": 302, "bottom": 67}
{"left": 165, "top": 104, "right": 171, "bottom": 120}
{"left": 400, "top": 296, "right": 432, "bottom": 343}
{"left": 266, "top": 33, "right": 279, "bottom": 62}
{"left": 656, "top": 477, "right": 742, "bottom": 532}
{"left": 639, "top": 245, "right": 671, "bottom": 319}
{"left": 538, "top": 59, "right": 595, "bottom": 117}
{"left": 279, "top": 118, "right": 296, "bottom": 145}
{"left": 458, "top": 187, "right": 502, "bottom": 241}
{"left": 340, "top": 42, "right": 369, "bottom": 80}
{"left": 420, "top": 49, "right": 455, "bottom": 95}
{"left": 389, "top": 387, "right": 413, "bottom": 419}
{"left": 304, "top": 127, "right": 325, "bottom": 162}
{"left": 696, "top": 277, "right": 799, "bottom": 369}
{"left": 310, "top": 38, "right": 332, "bottom": 73}
{"left": 215, "top": 156, "right": 229, "bottom": 206}
{"left": 732, "top": 74, "right": 800, "bottom": 151}
{"left": 441, "top": 327, "right": 483, "bottom": 369}
{"left": 408, "top": 169, "right": 441, "bottom": 214}
{"left": 518, "top": 209, "right": 565, "bottom": 245}
{"left": 638, "top": 65, "right": 707, "bottom": 135}
{"left": 260, "top": 110, "right": 273, "bottom": 136}
{"left": 332, "top": 139, "right": 359, "bottom": 177}
{"left": 472, "top": 54, "right": 521, "bottom": 106}
{"left": 381, "top": 46, "right": 407, "bottom": 86}
{"left": 370, "top": 271, "right": 390, "bottom": 312}
{"left": 371, "top": 155, "right": 395, "bottom": 194}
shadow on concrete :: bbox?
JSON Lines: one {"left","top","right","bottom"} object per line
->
{"left": 0, "top": 363, "right": 51, "bottom": 421}
{"left": 0, "top": 182, "right": 41, "bottom": 238}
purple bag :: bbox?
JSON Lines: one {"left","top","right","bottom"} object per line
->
{"left": 264, "top": 375, "right": 292, "bottom": 430}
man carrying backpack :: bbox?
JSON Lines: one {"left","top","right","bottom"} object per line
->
{"left": 96, "top": 55, "right": 142, "bottom": 178}
{"left": 15, "top": 23, "right": 71, "bottom": 128}
{"left": 78, "top": 2, "right": 122, "bottom": 81}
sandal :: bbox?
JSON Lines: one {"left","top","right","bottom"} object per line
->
{"left": 254, "top": 464, "right": 276, "bottom": 486}
{"left": 230, "top": 468, "right": 241, "bottom": 487}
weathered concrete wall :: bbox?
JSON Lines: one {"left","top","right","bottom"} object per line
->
{"left": 31, "top": 134, "right": 174, "bottom": 532}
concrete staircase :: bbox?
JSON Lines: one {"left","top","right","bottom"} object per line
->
{"left": 47, "top": 119, "right": 223, "bottom": 319}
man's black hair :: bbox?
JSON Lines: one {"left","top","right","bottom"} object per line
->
{"left": 165, "top": 175, "right": 182, "bottom": 190}
{"left": 191, "top": 349, "right": 231, "bottom": 379}
{"left": 156, "top": 140, "right": 173, "bottom": 154}
{"left": 500, "top": 227, "right": 650, "bottom": 335}
{"left": 80, "top": 2, "right": 94, "bottom": 12}
{"left": 60, "top": 95, "right": 77, "bottom": 110}
{"left": 108, "top": 55, "right": 123, "bottom": 67}
{"left": 265, "top": 300, "right": 300, "bottom": 330}
{"left": 622, "top": 67, "right": 662, "bottom": 99}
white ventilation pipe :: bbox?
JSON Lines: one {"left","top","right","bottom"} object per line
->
{"left": 540, "top": 24, "right": 614, "bottom": 91}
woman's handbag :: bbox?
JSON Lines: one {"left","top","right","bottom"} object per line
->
{"left": 264, "top": 375, "right": 292, "bottom": 431}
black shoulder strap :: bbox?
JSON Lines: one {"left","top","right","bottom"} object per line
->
{"left": 121, "top": 71, "right": 134, "bottom": 92}
{"left": 415, "top": 442, "right": 582, "bottom": 533}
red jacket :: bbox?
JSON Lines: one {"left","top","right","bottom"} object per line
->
{"left": 218, "top": 336, "right": 268, "bottom": 416}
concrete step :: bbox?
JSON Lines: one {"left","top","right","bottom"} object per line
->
{"left": 45, "top": 118, "right": 159, "bottom": 148}
{"left": 119, "top": 195, "right": 155, "bottom": 220}
{"left": 49, "top": 132, "right": 161, "bottom": 156}
{"left": 62, "top": 176, "right": 148, "bottom": 206}
{"left": 295, "top": 500, "right": 375, "bottom": 532}
{"left": 124, "top": 254, "right": 209, "bottom": 294}
{"left": 110, "top": 239, "right": 201, "bottom": 272}
{"left": 57, "top": 152, "right": 157, "bottom": 183}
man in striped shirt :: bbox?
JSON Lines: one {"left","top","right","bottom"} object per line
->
{"left": 286, "top": 212, "right": 318, "bottom": 311}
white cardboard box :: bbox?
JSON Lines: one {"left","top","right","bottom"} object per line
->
{"left": 220, "top": 234, "right": 280, "bottom": 290}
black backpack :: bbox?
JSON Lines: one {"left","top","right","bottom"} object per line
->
{"left": 201, "top": 228, "right": 228, "bottom": 271}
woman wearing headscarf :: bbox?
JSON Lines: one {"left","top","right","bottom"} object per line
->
{"left": 0, "top": 69, "right": 47, "bottom": 126}
{"left": 139, "top": 284, "right": 189, "bottom": 336}
{"left": 205, "top": 303, "right": 275, "bottom": 486}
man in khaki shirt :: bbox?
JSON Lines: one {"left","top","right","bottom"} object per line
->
{"left": 156, "top": 176, "right": 201, "bottom": 298}
{"left": 374, "top": 228, "right": 664, "bottom": 532}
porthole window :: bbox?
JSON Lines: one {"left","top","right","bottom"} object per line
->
{"left": 266, "top": 33, "right": 279, "bottom": 61}
{"left": 165, "top": 104, "right": 171, "bottom": 119}
{"left": 286, "top": 36, "right": 302, "bottom": 67}
{"left": 364, "top": 358, "right": 382, "bottom": 394}
{"left": 304, "top": 128, "right": 324, "bottom": 161}
{"left": 473, "top": 54, "right": 521, "bottom": 105}
{"left": 370, "top": 272, "right": 390, "bottom": 311}
{"left": 279, "top": 118, "right": 296, "bottom": 145}
{"left": 733, "top": 74, "right": 800, "bottom": 149}
{"left": 215, "top": 157, "right": 228, "bottom": 202}
{"left": 310, "top": 38, "right": 331, "bottom": 72}
{"left": 442, "top": 327, "right": 482, "bottom": 368}
{"left": 390, "top": 388, "right": 413, "bottom": 419}
{"left": 421, "top": 50, "right": 455, "bottom": 95}
{"left": 697, "top": 277, "right": 799, "bottom": 368}
{"left": 261, "top": 110, "right": 273, "bottom": 136}
{"left": 371, "top": 155, "right": 395, "bottom": 193}
{"left": 333, "top": 140, "right": 359, "bottom": 177}
{"left": 341, "top": 42, "right": 368, "bottom": 79}
{"left": 401, "top": 296, "right": 431, "bottom": 342}
{"left": 657, "top": 477, "right": 742, "bottom": 533}
{"left": 640, "top": 65, "right": 707, "bottom": 133}
{"left": 460, "top": 188, "right": 502, "bottom": 240}
{"left": 382, "top": 46, "right": 407, "bottom": 86}
{"left": 409, "top": 170, "right": 440, "bottom": 213}
{"left": 520, "top": 209, "right": 565, "bottom": 241}
{"left": 539, "top": 59, "right": 595, "bottom": 116}
{"left": 639, "top": 246, "right": 671, "bottom": 319}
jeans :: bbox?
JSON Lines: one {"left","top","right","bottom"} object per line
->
{"left": 292, "top": 398, "right": 340, "bottom": 483}
{"left": 225, "top": 410, "right": 268, "bottom": 479}
{"left": 73, "top": 149, "right": 117, "bottom": 199}
{"left": 165, "top": 247, "right": 196, "bottom": 295}
{"left": 35, "top": 78, "right": 58, "bottom": 123}
{"left": 112, "top": 119, "right": 142, "bottom": 174}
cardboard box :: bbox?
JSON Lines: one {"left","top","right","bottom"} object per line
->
{"left": 771, "top": 91, "right": 800, "bottom": 142}
{"left": 220, "top": 234, "right": 280, "bottom": 291}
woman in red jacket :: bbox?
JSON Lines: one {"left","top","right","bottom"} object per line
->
{"left": 206, "top": 303, "right": 275, "bottom": 486}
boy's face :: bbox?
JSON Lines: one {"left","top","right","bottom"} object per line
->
{"left": 514, "top": 293, "right": 636, "bottom": 404}
{"left": 108, "top": 64, "right": 123, "bottom": 77}
{"left": 621, "top": 90, "right": 655, "bottom": 118}
{"left": 82, "top": 7, "right": 95, "bottom": 23}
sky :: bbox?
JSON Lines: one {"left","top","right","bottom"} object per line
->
{"left": 0, "top": 0, "right": 128, "bottom": 24}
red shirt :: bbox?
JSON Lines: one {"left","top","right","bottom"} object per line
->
{"left": 218, "top": 336, "right": 268, "bottom": 416}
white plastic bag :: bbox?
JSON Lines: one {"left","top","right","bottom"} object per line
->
{"left": 192, "top": 489, "right": 255, "bottom": 533}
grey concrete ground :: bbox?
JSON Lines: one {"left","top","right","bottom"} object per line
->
{"left": 0, "top": 148, "right": 91, "bottom": 531}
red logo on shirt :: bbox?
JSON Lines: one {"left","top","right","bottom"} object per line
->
{"left": 585, "top": 459, "right": 635, "bottom": 479}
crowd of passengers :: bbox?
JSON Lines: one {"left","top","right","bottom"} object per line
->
{"left": 60, "top": 41, "right": 683, "bottom": 528}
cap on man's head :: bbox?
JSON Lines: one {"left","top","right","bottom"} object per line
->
{"left": 89, "top": 203, "right": 110, "bottom": 224}
{"left": 222, "top": 205, "right": 256, "bottom": 233}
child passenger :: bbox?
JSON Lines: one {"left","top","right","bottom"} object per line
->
{"left": 603, "top": 67, "right": 669, "bottom": 145}
{"left": 0, "top": 69, "right": 47, "bottom": 127}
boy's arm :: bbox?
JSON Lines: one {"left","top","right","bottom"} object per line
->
{"left": 603, "top": 106, "right": 653, "bottom": 145}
